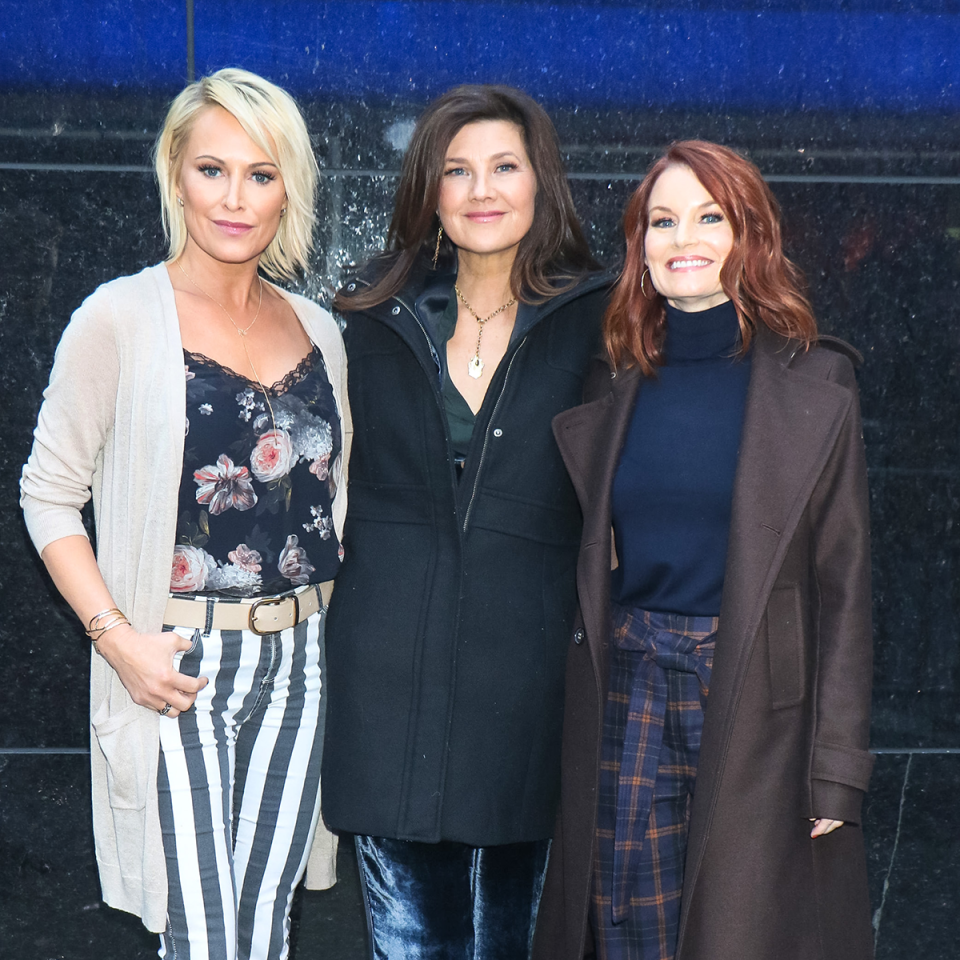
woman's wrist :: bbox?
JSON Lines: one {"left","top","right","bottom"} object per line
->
{"left": 91, "top": 621, "right": 137, "bottom": 660}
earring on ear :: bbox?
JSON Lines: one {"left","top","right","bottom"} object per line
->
{"left": 280, "top": 207, "right": 287, "bottom": 217}
{"left": 432, "top": 224, "right": 444, "bottom": 269}
{"left": 176, "top": 196, "right": 184, "bottom": 207}
{"left": 640, "top": 268, "right": 656, "bottom": 301}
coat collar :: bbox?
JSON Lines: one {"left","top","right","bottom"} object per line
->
{"left": 552, "top": 361, "right": 641, "bottom": 680}
{"left": 345, "top": 257, "right": 611, "bottom": 331}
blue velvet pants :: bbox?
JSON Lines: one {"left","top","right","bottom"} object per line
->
{"left": 354, "top": 835, "right": 550, "bottom": 960}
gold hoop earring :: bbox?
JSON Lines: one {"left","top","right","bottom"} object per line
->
{"left": 432, "top": 224, "right": 443, "bottom": 269}
{"left": 640, "top": 268, "right": 656, "bottom": 301}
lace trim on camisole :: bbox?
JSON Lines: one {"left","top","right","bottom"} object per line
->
{"left": 183, "top": 345, "right": 320, "bottom": 397}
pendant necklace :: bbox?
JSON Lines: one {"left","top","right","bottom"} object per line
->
{"left": 454, "top": 284, "right": 518, "bottom": 380}
{"left": 176, "top": 259, "right": 277, "bottom": 433}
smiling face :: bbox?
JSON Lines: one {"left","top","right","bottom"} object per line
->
{"left": 643, "top": 163, "right": 735, "bottom": 312}
{"left": 437, "top": 120, "right": 537, "bottom": 265}
{"left": 177, "top": 105, "right": 287, "bottom": 267}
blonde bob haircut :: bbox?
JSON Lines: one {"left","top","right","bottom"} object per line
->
{"left": 154, "top": 67, "right": 318, "bottom": 280}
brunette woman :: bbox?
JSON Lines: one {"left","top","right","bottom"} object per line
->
{"left": 323, "top": 85, "right": 606, "bottom": 958}
{"left": 21, "top": 69, "right": 350, "bottom": 959}
{"left": 533, "top": 141, "right": 874, "bottom": 960}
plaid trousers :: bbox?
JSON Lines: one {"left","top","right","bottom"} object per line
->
{"left": 591, "top": 604, "right": 718, "bottom": 960}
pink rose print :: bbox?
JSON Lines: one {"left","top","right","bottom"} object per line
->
{"left": 170, "top": 545, "right": 216, "bottom": 593}
{"left": 194, "top": 454, "right": 257, "bottom": 515}
{"left": 278, "top": 534, "right": 315, "bottom": 586}
{"left": 228, "top": 544, "right": 262, "bottom": 573}
{"left": 250, "top": 429, "right": 296, "bottom": 483}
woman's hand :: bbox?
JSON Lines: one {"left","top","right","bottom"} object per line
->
{"left": 38, "top": 535, "right": 207, "bottom": 718}
{"left": 95, "top": 624, "right": 207, "bottom": 718}
{"left": 809, "top": 818, "right": 844, "bottom": 838}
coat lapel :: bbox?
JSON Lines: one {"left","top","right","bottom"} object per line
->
{"left": 553, "top": 364, "right": 642, "bottom": 680}
{"left": 680, "top": 329, "right": 856, "bottom": 925}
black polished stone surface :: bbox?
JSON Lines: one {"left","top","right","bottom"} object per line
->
{"left": 871, "top": 755, "right": 960, "bottom": 960}
{"left": 0, "top": 755, "right": 368, "bottom": 958}
{"left": 3, "top": 752, "right": 954, "bottom": 957}
{"left": 4, "top": 0, "right": 960, "bottom": 955}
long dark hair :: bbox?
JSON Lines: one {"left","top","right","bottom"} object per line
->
{"left": 335, "top": 84, "right": 599, "bottom": 311}
{"left": 604, "top": 140, "right": 818, "bottom": 375}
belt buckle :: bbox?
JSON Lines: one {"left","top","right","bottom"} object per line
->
{"left": 249, "top": 594, "right": 298, "bottom": 635}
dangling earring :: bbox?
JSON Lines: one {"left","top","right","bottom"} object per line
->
{"left": 432, "top": 224, "right": 443, "bottom": 269}
{"left": 640, "top": 268, "right": 656, "bottom": 301}
{"left": 176, "top": 196, "right": 184, "bottom": 207}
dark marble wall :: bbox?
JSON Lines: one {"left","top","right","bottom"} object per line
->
{"left": 3, "top": 2, "right": 960, "bottom": 957}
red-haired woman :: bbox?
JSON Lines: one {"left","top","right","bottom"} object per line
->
{"left": 533, "top": 141, "right": 874, "bottom": 960}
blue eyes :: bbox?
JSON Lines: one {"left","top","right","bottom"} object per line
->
{"left": 443, "top": 162, "right": 520, "bottom": 176}
{"left": 650, "top": 211, "right": 725, "bottom": 228}
{"left": 196, "top": 165, "right": 276, "bottom": 184}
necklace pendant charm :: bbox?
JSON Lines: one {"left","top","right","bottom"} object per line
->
{"left": 468, "top": 355, "right": 484, "bottom": 379}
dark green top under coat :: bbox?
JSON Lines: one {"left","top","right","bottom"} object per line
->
{"left": 432, "top": 295, "right": 476, "bottom": 461}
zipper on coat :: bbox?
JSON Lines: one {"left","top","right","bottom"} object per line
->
{"left": 462, "top": 337, "right": 528, "bottom": 533}
{"left": 378, "top": 288, "right": 531, "bottom": 528}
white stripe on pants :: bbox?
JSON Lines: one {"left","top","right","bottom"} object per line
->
{"left": 157, "top": 604, "right": 325, "bottom": 960}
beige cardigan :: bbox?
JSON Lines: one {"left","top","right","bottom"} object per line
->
{"left": 20, "top": 264, "right": 352, "bottom": 933}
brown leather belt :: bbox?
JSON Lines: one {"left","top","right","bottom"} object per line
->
{"left": 163, "top": 581, "right": 334, "bottom": 636}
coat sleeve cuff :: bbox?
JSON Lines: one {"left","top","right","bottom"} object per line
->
{"left": 811, "top": 778, "right": 866, "bottom": 825}
{"left": 811, "top": 740, "right": 875, "bottom": 793}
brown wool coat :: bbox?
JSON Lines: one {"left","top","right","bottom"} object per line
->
{"left": 533, "top": 327, "right": 875, "bottom": 960}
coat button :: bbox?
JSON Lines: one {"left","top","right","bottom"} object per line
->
{"left": 493, "top": 428, "right": 503, "bottom": 438}
{"left": 391, "top": 305, "right": 401, "bottom": 315}
{"left": 347, "top": 282, "right": 356, "bottom": 292}
{"left": 574, "top": 628, "right": 584, "bottom": 645}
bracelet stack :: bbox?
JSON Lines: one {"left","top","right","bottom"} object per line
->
{"left": 86, "top": 607, "right": 130, "bottom": 655}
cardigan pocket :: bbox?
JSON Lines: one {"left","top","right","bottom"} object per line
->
{"left": 91, "top": 699, "right": 148, "bottom": 811}
{"left": 765, "top": 583, "right": 806, "bottom": 710}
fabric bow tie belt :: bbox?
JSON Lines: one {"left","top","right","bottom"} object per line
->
{"left": 611, "top": 614, "right": 716, "bottom": 924}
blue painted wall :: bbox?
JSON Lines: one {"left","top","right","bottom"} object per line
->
{"left": 1, "top": 0, "right": 958, "bottom": 111}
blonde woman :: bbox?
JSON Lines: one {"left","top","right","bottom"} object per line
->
{"left": 21, "top": 68, "right": 350, "bottom": 959}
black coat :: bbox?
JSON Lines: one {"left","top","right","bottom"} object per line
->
{"left": 322, "top": 259, "right": 610, "bottom": 844}
{"left": 534, "top": 328, "right": 875, "bottom": 960}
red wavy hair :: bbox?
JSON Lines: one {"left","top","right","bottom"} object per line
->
{"left": 604, "top": 140, "right": 817, "bottom": 374}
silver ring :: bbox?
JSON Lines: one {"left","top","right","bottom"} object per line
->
{"left": 159, "top": 703, "right": 173, "bottom": 716}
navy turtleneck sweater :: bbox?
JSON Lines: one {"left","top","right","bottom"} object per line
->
{"left": 611, "top": 299, "right": 751, "bottom": 616}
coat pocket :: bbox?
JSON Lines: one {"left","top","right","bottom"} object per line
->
{"left": 91, "top": 700, "right": 148, "bottom": 811}
{"left": 766, "top": 583, "right": 806, "bottom": 709}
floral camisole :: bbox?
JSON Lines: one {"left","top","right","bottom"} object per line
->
{"left": 171, "top": 346, "right": 342, "bottom": 597}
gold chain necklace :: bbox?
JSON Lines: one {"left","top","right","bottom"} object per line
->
{"left": 176, "top": 260, "right": 277, "bottom": 433}
{"left": 454, "top": 284, "right": 518, "bottom": 380}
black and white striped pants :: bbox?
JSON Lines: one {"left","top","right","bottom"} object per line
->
{"left": 157, "top": 607, "right": 325, "bottom": 960}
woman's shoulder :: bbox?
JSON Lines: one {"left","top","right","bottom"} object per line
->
{"left": 338, "top": 252, "right": 400, "bottom": 294}
{"left": 77, "top": 263, "right": 168, "bottom": 311}
{"left": 277, "top": 284, "right": 336, "bottom": 326}
{"left": 62, "top": 264, "right": 171, "bottom": 346}
{"left": 543, "top": 268, "right": 613, "bottom": 306}
{"left": 273, "top": 285, "right": 345, "bottom": 374}
{"left": 784, "top": 334, "right": 862, "bottom": 388}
